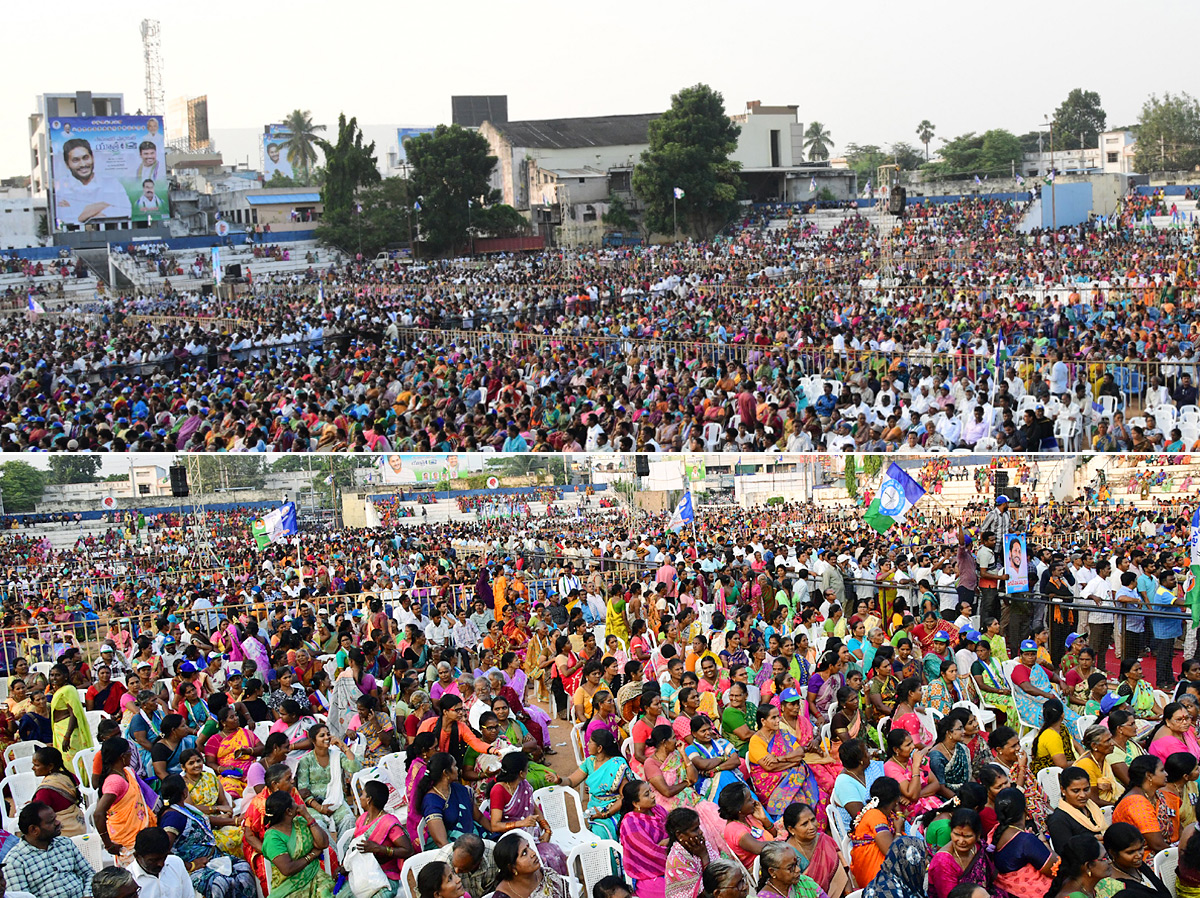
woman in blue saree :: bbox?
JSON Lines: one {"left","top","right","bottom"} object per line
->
{"left": 158, "top": 774, "right": 257, "bottom": 898}
{"left": 415, "top": 752, "right": 491, "bottom": 850}
{"left": 564, "top": 727, "right": 631, "bottom": 840}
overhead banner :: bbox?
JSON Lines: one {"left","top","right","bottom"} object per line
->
{"left": 1004, "top": 533, "right": 1029, "bottom": 594}
{"left": 397, "top": 127, "right": 435, "bottom": 164}
{"left": 48, "top": 116, "right": 169, "bottom": 229}
{"left": 263, "top": 124, "right": 294, "bottom": 179}
{"left": 377, "top": 454, "right": 460, "bottom": 485}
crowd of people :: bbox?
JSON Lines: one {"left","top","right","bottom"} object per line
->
{"left": 0, "top": 469, "right": 1190, "bottom": 896}
{"left": 0, "top": 190, "right": 1196, "bottom": 452}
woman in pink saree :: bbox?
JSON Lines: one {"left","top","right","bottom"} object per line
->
{"left": 618, "top": 782, "right": 670, "bottom": 898}
{"left": 1147, "top": 702, "right": 1200, "bottom": 762}
{"left": 403, "top": 732, "right": 435, "bottom": 848}
{"left": 883, "top": 727, "right": 943, "bottom": 820}
{"left": 642, "top": 725, "right": 727, "bottom": 850}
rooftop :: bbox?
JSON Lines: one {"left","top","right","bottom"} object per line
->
{"left": 245, "top": 191, "right": 321, "bottom": 206}
{"left": 492, "top": 113, "right": 661, "bottom": 150}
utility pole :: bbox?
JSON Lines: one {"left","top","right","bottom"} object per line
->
{"left": 1162, "top": 135, "right": 1166, "bottom": 169}
{"left": 1046, "top": 115, "right": 1057, "bottom": 231}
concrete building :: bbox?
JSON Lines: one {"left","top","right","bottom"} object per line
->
{"left": 1100, "top": 130, "right": 1137, "bottom": 174}
{"left": 212, "top": 187, "right": 322, "bottom": 231}
{"left": 1022, "top": 146, "right": 1101, "bottom": 178}
{"left": 41, "top": 465, "right": 170, "bottom": 504}
{"left": 0, "top": 187, "right": 45, "bottom": 249}
{"left": 480, "top": 113, "right": 659, "bottom": 212}
{"left": 730, "top": 101, "right": 856, "bottom": 202}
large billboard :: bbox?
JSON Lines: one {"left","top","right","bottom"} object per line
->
{"left": 263, "top": 124, "right": 293, "bottom": 180}
{"left": 48, "top": 116, "right": 168, "bottom": 229}
{"left": 377, "top": 454, "right": 459, "bottom": 485}
{"left": 397, "top": 127, "right": 434, "bottom": 164}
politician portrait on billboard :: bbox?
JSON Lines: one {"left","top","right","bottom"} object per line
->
{"left": 48, "top": 116, "right": 169, "bottom": 229}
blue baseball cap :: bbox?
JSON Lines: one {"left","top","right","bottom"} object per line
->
{"left": 1019, "top": 640, "right": 1037, "bottom": 652}
{"left": 933, "top": 631, "right": 951, "bottom": 643}
{"left": 1065, "top": 632, "right": 1083, "bottom": 649}
{"left": 1100, "top": 692, "right": 1129, "bottom": 714}
{"left": 779, "top": 687, "right": 801, "bottom": 704}
{"left": 965, "top": 630, "right": 983, "bottom": 642}
{"left": 996, "top": 495, "right": 1010, "bottom": 505}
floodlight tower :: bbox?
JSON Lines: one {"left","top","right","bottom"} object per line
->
{"left": 140, "top": 19, "right": 164, "bottom": 115}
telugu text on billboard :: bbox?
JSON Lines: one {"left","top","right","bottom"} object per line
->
{"left": 263, "top": 124, "right": 294, "bottom": 180}
{"left": 49, "top": 116, "right": 169, "bottom": 229}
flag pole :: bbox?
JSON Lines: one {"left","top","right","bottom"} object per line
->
{"left": 673, "top": 192, "right": 677, "bottom": 241}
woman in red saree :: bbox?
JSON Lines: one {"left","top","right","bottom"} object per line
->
{"left": 204, "top": 706, "right": 263, "bottom": 797}
{"left": 353, "top": 777, "right": 412, "bottom": 891}
{"left": 618, "top": 781, "right": 670, "bottom": 898}
{"left": 242, "top": 763, "right": 307, "bottom": 895}
{"left": 783, "top": 801, "right": 850, "bottom": 897}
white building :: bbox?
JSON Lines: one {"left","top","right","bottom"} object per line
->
{"left": 0, "top": 187, "right": 45, "bottom": 249}
{"left": 1100, "top": 130, "right": 1137, "bottom": 174}
{"left": 729, "top": 101, "right": 856, "bottom": 202}
{"left": 1022, "top": 146, "right": 1101, "bottom": 178}
{"left": 41, "top": 465, "right": 170, "bottom": 503}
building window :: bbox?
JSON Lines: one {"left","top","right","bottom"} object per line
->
{"left": 138, "top": 484, "right": 150, "bottom": 495}
{"left": 1107, "top": 152, "right": 1118, "bottom": 163}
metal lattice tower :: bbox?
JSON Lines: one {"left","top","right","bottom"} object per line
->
{"left": 874, "top": 163, "right": 900, "bottom": 286}
{"left": 140, "top": 19, "right": 164, "bottom": 115}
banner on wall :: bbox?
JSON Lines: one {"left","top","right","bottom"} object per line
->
{"left": 376, "top": 454, "right": 460, "bottom": 485}
{"left": 48, "top": 116, "right": 169, "bottom": 229}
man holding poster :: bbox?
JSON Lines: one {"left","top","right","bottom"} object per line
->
{"left": 1004, "top": 534, "right": 1029, "bottom": 594}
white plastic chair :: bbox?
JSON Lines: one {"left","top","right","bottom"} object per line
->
{"left": 4, "top": 756, "right": 35, "bottom": 778}
{"left": 30, "top": 662, "right": 52, "bottom": 679}
{"left": 4, "top": 741, "right": 45, "bottom": 765}
{"left": 952, "top": 699, "right": 995, "bottom": 730}
{"left": 1019, "top": 730, "right": 1036, "bottom": 758}
{"left": 84, "top": 709, "right": 106, "bottom": 739}
{"left": 1037, "top": 765, "right": 1064, "bottom": 810}
{"left": 532, "top": 785, "right": 589, "bottom": 853}
{"left": 1075, "top": 714, "right": 1097, "bottom": 742}
{"left": 0, "top": 772, "right": 39, "bottom": 833}
{"left": 73, "top": 746, "right": 99, "bottom": 788}
{"left": 253, "top": 721, "right": 273, "bottom": 743}
{"left": 565, "top": 838, "right": 623, "bottom": 899}
{"left": 1101, "top": 805, "right": 1114, "bottom": 826}
{"left": 70, "top": 833, "right": 115, "bottom": 870}
{"left": 826, "top": 802, "right": 852, "bottom": 860}
{"left": 399, "top": 848, "right": 447, "bottom": 899}
{"left": 621, "top": 736, "right": 634, "bottom": 761}
{"left": 1154, "top": 846, "right": 1179, "bottom": 896}
{"left": 569, "top": 724, "right": 587, "bottom": 769}
{"left": 350, "top": 766, "right": 385, "bottom": 815}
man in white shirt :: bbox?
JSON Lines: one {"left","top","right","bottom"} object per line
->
{"left": 1083, "top": 559, "right": 1116, "bottom": 665}
{"left": 425, "top": 607, "right": 453, "bottom": 651}
{"left": 128, "top": 827, "right": 196, "bottom": 898}
{"left": 55, "top": 138, "right": 132, "bottom": 225}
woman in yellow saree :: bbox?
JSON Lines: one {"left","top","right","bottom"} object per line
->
{"left": 48, "top": 664, "right": 92, "bottom": 765}
{"left": 203, "top": 705, "right": 263, "bottom": 796}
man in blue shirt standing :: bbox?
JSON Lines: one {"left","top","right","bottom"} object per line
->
{"left": 1149, "top": 568, "right": 1185, "bottom": 687}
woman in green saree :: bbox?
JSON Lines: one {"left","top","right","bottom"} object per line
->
{"left": 295, "top": 722, "right": 360, "bottom": 839}
{"left": 48, "top": 663, "right": 92, "bottom": 766}
{"left": 261, "top": 790, "right": 335, "bottom": 898}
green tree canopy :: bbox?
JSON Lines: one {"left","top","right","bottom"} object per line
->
{"left": 632, "top": 83, "right": 741, "bottom": 240}
{"left": 173, "top": 457, "right": 265, "bottom": 491}
{"left": 843, "top": 143, "right": 889, "bottom": 187}
{"left": 601, "top": 195, "right": 639, "bottom": 233}
{"left": 317, "top": 176, "right": 412, "bottom": 258}
{"left": 315, "top": 114, "right": 380, "bottom": 228}
{"left": 804, "top": 121, "right": 833, "bottom": 160}
{"left": 279, "top": 110, "right": 326, "bottom": 182}
{"left": 924, "top": 130, "right": 1023, "bottom": 179}
{"left": 472, "top": 204, "right": 529, "bottom": 238}
{"left": 1053, "top": 89, "right": 1107, "bottom": 149}
{"left": 1134, "top": 92, "right": 1200, "bottom": 173}
{"left": 889, "top": 142, "right": 925, "bottom": 171}
{"left": 47, "top": 457, "right": 102, "bottom": 485}
{"left": 405, "top": 125, "right": 500, "bottom": 255}
{"left": 0, "top": 461, "right": 45, "bottom": 512}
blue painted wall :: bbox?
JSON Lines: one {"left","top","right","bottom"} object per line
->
{"left": 1041, "top": 182, "right": 1093, "bottom": 228}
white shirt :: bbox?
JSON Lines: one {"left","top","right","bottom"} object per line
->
{"left": 1083, "top": 575, "right": 1115, "bottom": 624}
{"left": 54, "top": 173, "right": 132, "bottom": 225}
{"left": 129, "top": 855, "right": 196, "bottom": 898}
{"left": 426, "top": 619, "right": 453, "bottom": 647}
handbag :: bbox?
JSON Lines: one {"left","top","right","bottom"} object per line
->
{"left": 345, "top": 836, "right": 391, "bottom": 898}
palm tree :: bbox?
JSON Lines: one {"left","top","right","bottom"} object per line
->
{"left": 916, "top": 120, "right": 936, "bottom": 160}
{"left": 803, "top": 122, "right": 832, "bottom": 161}
{"left": 278, "top": 109, "right": 326, "bottom": 183}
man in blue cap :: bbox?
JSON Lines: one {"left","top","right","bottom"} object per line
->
{"left": 980, "top": 494, "right": 1012, "bottom": 550}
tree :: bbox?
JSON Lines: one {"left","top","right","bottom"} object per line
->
{"left": 924, "top": 130, "right": 1023, "bottom": 178}
{"left": 0, "top": 461, "right": 45, "bottom": 512}
{"left": 889, "top": 142, "right": 925, "bottom": 171}
{"left": 1053, "top": 89, "right": 1107, "bottom": 150}
{"left": 314, "top": 114, "right": 380, "bottom": 228}
{"left": 317, "top": 176, "right": 411, "bottom": 257}
{"left": 47, "top": 457, "right": 102, "bottom": 485}
{"left": 803, "top": 122, "right": 833, "bottom": 161}
{"left": 1134, "top": 92, "right": 1200, "bottom": 173}
{"left": 632, "top": 83, "right": 741, "bottom": 239}
{"left": 174, "top": 457, "right": 265, "bottom": 491}
{"left": 405, "top": 124, "right": 500, "bottom": 255}
{"left": 472, "top": 204, "right": 529, "bottom": 237}
{"left": 843, "top": 143, "right": 889, "bottom": 187}
{"left": 601, "top": 195, "right": 639, "bottom": 233}
{"left": 916, "top": 120, "right": 936, "bottom": 160}
{"left": 264, "top": 171, "right": 302, "bottom": 188}
{"left": 278, "top": 110, "right": 326, "bottom": 182}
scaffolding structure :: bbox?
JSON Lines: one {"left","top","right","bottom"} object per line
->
{"left": 140, "top": 19, "right": 165, "bottom": 116}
